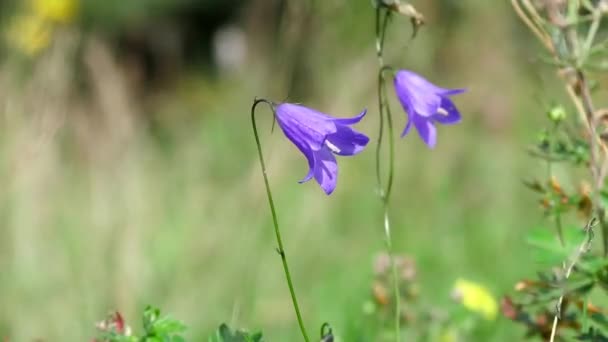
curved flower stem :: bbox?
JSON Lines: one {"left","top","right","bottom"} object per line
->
{"left": 380, "top": 71, "right": 399, "bottom": 338}
{"left": 375, "top": 7, "right": 400, "bottom": 341}
{"left": 251, "top": 98, "right": 310, "bottom": 342}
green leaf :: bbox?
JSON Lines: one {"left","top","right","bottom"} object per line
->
{"left": 578, "top": 256, "right": 608, "bottom": 274}
{"left": 213, "top": 324, "right": 263, "bottom": 342}
{"left": 526, "top": 226, "right": 587, "bottom": 266}
{"left": 150, "top": 316, "right": 187, "bottom": 335}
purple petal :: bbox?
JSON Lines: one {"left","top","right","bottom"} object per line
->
{"left": 325, "top": 125, "right": 369, "bottom": 156}
{"left": 413, "top": 116, "right": 437, "bottom": 148}
{"left": 432, "top": 97, "right": 462, "bottom": 125}
{"left": 297, "top": 145, "right": 315, "bottom": 183}
{"left": 275, "top": 103, "right": 337, "bottom": 150}
{"left": 394, "top": 71, "right": 441, "bottom": 118}
{"left": 401, "top": 113, "right": 413, "bottom": 137}
{"left": 331, "top": 109, "right": 367, "bottom": 125}
{"left": 276, "top": 117, "right": 316, "bottom": 183}
{"left": 313, "top": 147, "right": 338, "bottom": 195}
{"left": 395, "top": 70, "right": 461, "bottom": 97}
{"left": 441, "top": 88, "right": 466, "bottom": 96}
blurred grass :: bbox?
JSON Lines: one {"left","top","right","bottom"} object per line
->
{"left": 0, "top": 0, "right": 580, "bottom": 341}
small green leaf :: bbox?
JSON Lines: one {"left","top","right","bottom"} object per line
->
{"left": 150, "top": 316, "right": 187, "bottom": 335}
{"left": 214, "top": 324, "right": 264, "bottom": 342}
{"left": 526, "top": 226, "right": 587, "bottom": 266}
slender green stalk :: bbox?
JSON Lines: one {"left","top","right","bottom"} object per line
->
{"left": 547, "top": 122, "right": 564, "bottom": 246}
{"left": 380, "top": 72, "right": 399, "bottom": 339}
{"left": 375, "top": 8, "right": 386, "bottom": 189}
{"left": 549, "top": 219, "right": 596, "bottom": 342}
{"left": 581, "top": 9, "right": 602, "bottom": 66}
{"left": 375, "top": 7, "right": 400, "bottom": 341}
{"left": 251, "top": 98, "right": 310, "bottom": 342}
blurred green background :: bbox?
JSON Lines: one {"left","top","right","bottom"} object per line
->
{"left": 0, "top": 0, "right": 569, "bottom": 340}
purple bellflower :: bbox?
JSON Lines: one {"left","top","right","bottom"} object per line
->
{"left": 393, "top": 70, "right": 465, "bottom": 148}
{"left": 275, "top": 103, "right": 369, "bottom": 195}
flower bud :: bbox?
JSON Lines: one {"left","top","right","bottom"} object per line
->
{"left": 547, "top": 105, "right": 566, "bottom": 123}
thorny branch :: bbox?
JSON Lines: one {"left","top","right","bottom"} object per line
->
{"left": 510, "top": 1, "right": 608, "bottom": 340}
{"left": 548, "top": 218, "right": 596, "bottom": 342}
{"left": 511, "top": 0, "right": 608, "bottom": 255}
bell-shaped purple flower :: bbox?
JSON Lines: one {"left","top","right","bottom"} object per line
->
{"left": 393, "top": 70, "right": 465, "bottom": 148}
{"left": 275, "top": 103, "right": 369, "bottom": 195}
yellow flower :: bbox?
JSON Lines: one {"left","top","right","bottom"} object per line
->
{"left": 5, "top": 14, "right": 53, "bottom": 56}
{"left": 31, "top": 0, "right": 78, "bottom": 24}
{"left": 453, "top": 278, "right": 498, "bottom": 320}
{"left": 440, "top": 328, "right": 459, "bottom": 342}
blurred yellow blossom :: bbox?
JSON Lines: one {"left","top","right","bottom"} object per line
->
{"left": 440, "top": 328, "right": 459, "bottom": 342}
{"left": 452, "top": 278, "right": 498, "bottom": 320}
{"left": 5, "top": 0, "right": 78, "bottom": 56}
{"left": 31, "top": 0, "right": 78, "bottom": 24}
{"left": 5, "top": 14, "right": 53, "bottom": 56}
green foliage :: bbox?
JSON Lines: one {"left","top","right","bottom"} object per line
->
{"left": 528, "top": 125, "right": 590, "bottom": 165}
{"left": 208, "top": 324, "right": 263, "bottom": 342}
{"left": 505, "top": 5, "right": 608, "bottom": 338}
{"left": 526, "top": 226, "right": 587, "bottom": 266}
{"left": 96, "top": 306, "right": 186, "bottom": 342}
{"left": 142, "top": 306, "right": 187, "bottom": 339}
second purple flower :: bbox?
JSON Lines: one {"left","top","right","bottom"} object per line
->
{"left": 275, "top": 103, "right": 369, "bottom": 195}
{"left": 393, "top": 70, "right": 465, "bottom": 148}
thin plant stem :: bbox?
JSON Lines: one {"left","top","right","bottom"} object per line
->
{"left": 549, "top": 219, "right": 595, "bottom": 342}
{"left": 581, "top": 9, "right": 602, "bottom": 65}
{"left": 375, "top": 7, "right": 400, "bottom": 341}
{"left": 555, "top": 212, "right": 564, "bottom": 247}
{"left": 577, "top": 71, "right": 608, "bottom": 257}
{"left": 381, "top": 73, "right": 399, "bottom": 339}
{"left": 547, "top": 123, "right": 565, "bottom": 246}
{"left": 375, "top": 8, "right": 386, "bottom": 190}
{"left": 511, "top": 0, "right": 554, "bottom": 52}
{"left": 251, "top": 98, "right": 310, "bottom": 342}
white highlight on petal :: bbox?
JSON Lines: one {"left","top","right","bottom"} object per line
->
{"left": 325, "top": 140, "right": 341, "bottom": 154}
{"left": 437, "top": 107, "right": 449, "bottom": 116}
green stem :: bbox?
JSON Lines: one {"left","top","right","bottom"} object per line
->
{"left": 581, "top": 9, "right": 602, "bottom": 66}
{"left": 375, "top": 10, "right": 385, "bottom": 190}
{"left": 576, "top": 71, "right": 607, "bottom": 257}
{"left": 547, "top": 123, "right": 564, "bottom": 246}
{"left": 375, "top": 7, "right": 400, "bottom": 341}
{"left": 251, "top": 98, "right": 310, "bottom": 342}
{"left": 381, "top": 74, "right": 399, "bottom": 338}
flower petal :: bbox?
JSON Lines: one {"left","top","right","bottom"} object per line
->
{"left": 401, "top": 113, "right": 413, "bottom": 137}
{"left": 440, "top": 88, "right": 466, "bottom": 96}
{"left": 276, "top": 117, "right": 316, "bottom": 183}
{"left": 313, "top": 147, "right": 338, "bottom": 195}
{"left": 275, "top": 103, "right": 337, "bottom": 150}
{"left": 331, "top": 109, "right": 367, "bottom": 125}
{"left": 432, "top": 96, "right": 462, "bottom": 125}
{"left": 413, "top": 116, "right": 437, "bottom": 148}
{"left": 297, "top": 145, "right": 315, "bottom": 184}
{"left": 394, "top": 70, "right": 442, "bottom": 117}
{"left": 396, "top": 70, "right": 463, "bottom": 97}
{"left": 325, "top": 125, "right": 369, "bottom": 156}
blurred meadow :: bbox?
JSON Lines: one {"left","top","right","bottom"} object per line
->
{"left": 0, "top": 0, "right": 579, "bottom": 340}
